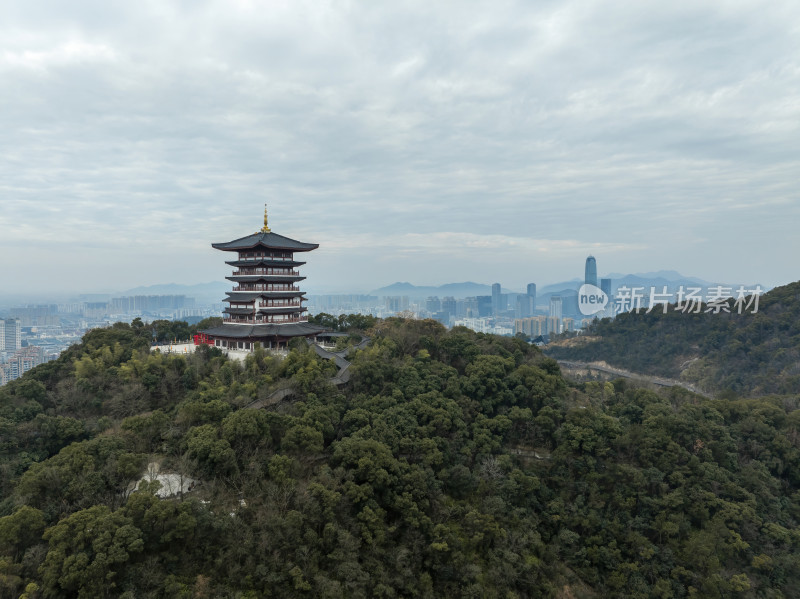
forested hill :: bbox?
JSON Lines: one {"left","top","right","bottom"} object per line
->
{"left": 1, "top": 319, "right": 799, "bottom": 597}
{"left": 546, "top": 280, "right": 800, "bottom": 397}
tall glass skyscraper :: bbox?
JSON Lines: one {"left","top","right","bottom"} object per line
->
{"left": 492, "top": 283, "right": 502, "bottom": 315}
{"left": 585, "top": 256, "right": 598, "bottom": 287}
{"left": 515, "top": 283, "right": 537, "bottom": 319}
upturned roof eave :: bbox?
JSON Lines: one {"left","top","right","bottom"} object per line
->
{"left": 224, "top": 275, "right": 306, "bottom": 283}
{"left": 222, "top": 291, "right": 306, "bottom": 301}
{"left": 211, "top": 231, "right": 318, "bottom": 252}
{"left": 224, "top": 259, "right": 307, "bottom": 267}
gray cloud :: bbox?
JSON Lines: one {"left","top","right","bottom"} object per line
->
{"left": 0, "top": 0, "right": 798, "bottom": 295}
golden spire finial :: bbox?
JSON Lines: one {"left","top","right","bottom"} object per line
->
{"left": 261, "top": 204, "right": 271, "bottom": 233}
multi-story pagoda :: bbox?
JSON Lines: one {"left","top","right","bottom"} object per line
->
{"left": 201, "top": 207, "right": 327, "bottom": 351}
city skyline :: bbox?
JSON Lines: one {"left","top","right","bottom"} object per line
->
{"left": 0, "top": 261, "right": 769, "bottom": 305}
{"left": 2, "top": 2, "right": 799, "bottom": 295}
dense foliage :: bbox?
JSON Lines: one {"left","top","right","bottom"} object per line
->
{"left": 308, "top": 313, "right": 378, "bottom": 332}
{"left": 0, "top": 318, "right": 798, "bottom": 597}
{"left": 546, "top": 281, "right": 800, "bottom": 396}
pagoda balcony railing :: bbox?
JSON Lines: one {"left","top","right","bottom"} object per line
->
{"left": 229, "top": 303, "right": 303, "bottom": 310}
{"left": 224, "top": 315, "right": 307, "bottom": 325}
{"left": 232, "top": 285, "right": 300, "bottom": 292}
{"left": 259, "top": 300, "right": 302, "bottom": 307}
{"left": 233, "top": 269, "right": 299, "bottom": 276}
{"left": 238, "top": 254, "right": 293, "bottom": 261}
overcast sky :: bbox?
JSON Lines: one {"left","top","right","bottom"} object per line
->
{"left": 1, "top": 0, "right": 798, "bottom": 297}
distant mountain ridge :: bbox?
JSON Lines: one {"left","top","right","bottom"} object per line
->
{"left": 605, "top": 270, "right": 709, "bottom": 285}
{"left": 120, "top": 281, "right": 229, "bottom": 302}
{"left": 538, "top": 273, "right": 717, "bottom": 296}
{"left": 370, "top": 282, "right": 506, "bottom": 298}
{"left": 370, "top": 271, "right": 761, "bottom": 303}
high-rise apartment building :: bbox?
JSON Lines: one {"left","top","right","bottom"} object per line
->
{"left": 546, "top": 316, "right": 562, "bottom": 335}
{"left": 515, "top": 295, "right": 530, "bottom": 319}
{"left": 477, "top": 296, "right": 493, "bottom": 317}
{"left": 111, "top": 295, "right": 195, "bottom": 313}
{"left": 9, "top": 305, "right": 59, "bottom": 327}
{"left": 515, "top": 315, "right": 550, "bottom": 338}
{"left": 464, "top": 297, "right": 479, "bottom": 318}
{"left": 0, "top": 346, "right": 45, "bottom": 385}
{"left": 441, "top": 297, "right": 456, "bottom": 318}
{"left": 425, "top": 296, "right": 441, "bottom": 313}
{"left": 549, "top": 296, "right": 563, "bottom": 319}
{"left": 1, "top": 319, "right": 21, "bottom": 352}
{"left": 514, "top": 283, "right": 536, "bottom": 319}
{"left": 385, "top": 296, "right": 410, "bottom": 313}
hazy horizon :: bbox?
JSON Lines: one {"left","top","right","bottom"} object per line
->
{"left": 0, "top": 267, "right": 776, "bottom": 307}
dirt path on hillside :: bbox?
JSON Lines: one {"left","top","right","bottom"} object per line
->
{"left": 556, "top": 360, "right": 709, "bottom": 397}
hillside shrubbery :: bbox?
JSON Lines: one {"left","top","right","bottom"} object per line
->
{"left": 0, "top": 318, "right": 798, "bottom": 597}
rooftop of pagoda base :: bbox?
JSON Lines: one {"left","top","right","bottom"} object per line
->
{"left": 201, "top": 322, "right": 329, "bottom": 350}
